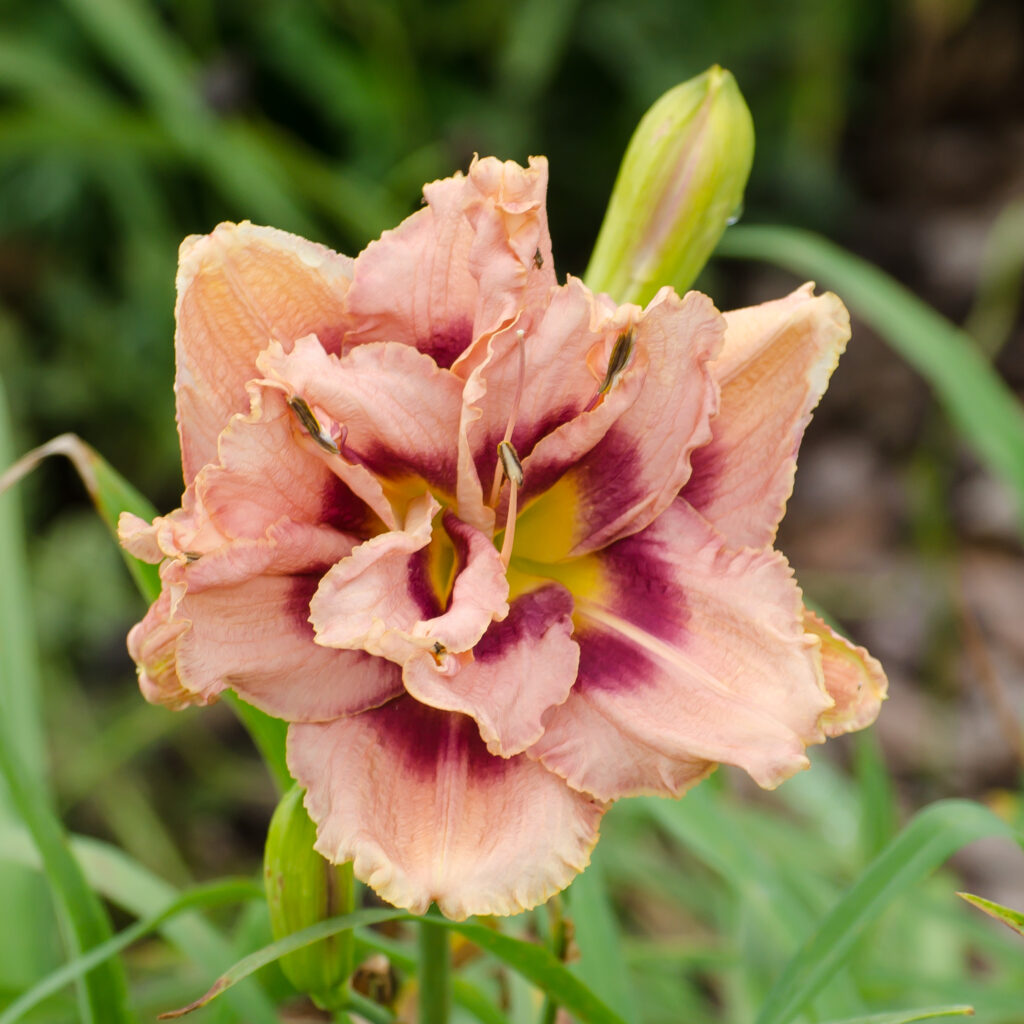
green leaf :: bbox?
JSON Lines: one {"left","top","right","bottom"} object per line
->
{"left": 715, "top": 225, "right": 1024, "bottom": 529}
{"left": 0, "top": 878, "right": 262, "bottom": 1024}
{"left": 0, "top": 825, "right": 281, "bottom": 1024}
{"left": 159, "top": 908, "right": 629, "bottom": 1024}
{"left": 957, "top": 891, "right": 1024, "bottom": 938}
{"left": 566, "top": 850, "right": 635, "bottom": 1024}
{"left": 0, "top": 432, "right": 159, "bottom": 600}
{"left": 817, "top": 1007, "right": 974, "bottom": 1024}
{"left": 0, "top": 397, "right": 132, "bottom": 1024}
{"left": 755, "top": 800, "right": 1017, "bottom": 1024}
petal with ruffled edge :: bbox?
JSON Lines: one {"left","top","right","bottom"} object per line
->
{"left": 311, "top": 499, "right": 509, "bottom": 666}
{"left": 404, "top": 584, "right": 579, "bottom": 757}
{"left": 683, "top": 285, "right": 850, "bottom": 548}
{"left": 193, "top": 383, "right": 384, "bottom": 542}
{"left": 529, "top": 500, "right": 831, "bottom": 801}
{"left": 127, "top": 589, "right": 197, "bottom": 710}
{"left": 257, "top": 337, "right": 463, "bottom": 497}
{"left": 512, "top": 288, "right": 723, "bottom": 561}
{"left": 170, "top": 571, "right": 403, "bottom": 720}
{"left": 342, "top": 157, "right": 555, "bottom": 373}
{"left": 175, "top": 222, "right": 354, "bottom": 482}
{"left": 804, "top": 610, "right": 888, "bottom": 736}
{"left": 288, "top": 698, "right": 604, "bottom": 920}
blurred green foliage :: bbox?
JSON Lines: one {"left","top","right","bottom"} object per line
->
{"left": 4, "top": 1, "right": 1024, "bottom": 1022}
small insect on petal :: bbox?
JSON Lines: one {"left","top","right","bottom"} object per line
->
{"left": 497, "top": 440, "right": 523, "bottom": 488}
{"left": 287, "top": 396, "right": 340, "bottom": 455}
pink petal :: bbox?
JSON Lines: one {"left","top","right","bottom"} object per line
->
{"left": 530, "top": 500, "right": 831, "bottom": 800}
{"left": 804, "top": 610, "right": 888, "bottom": 736}
{"left": 197, "top": 384, "right": 383, "bottom": 540}
{"left": 173, "top": 573, "right": 402, "bottom": 720}
{"left": 455, "top": 279, "right": 644, "bottom": 531}
{"left": 288, "top": 698, "right": 604, "bottom": 919}
{"left": 404, "top": 585, "right": 579, "bottom": 757}
{"left": 257, "top": 336, "right": 463, "bottom": 497}
{"left": 127, "top": 590, "right": 199, "bottom": 710}
{"left": 514, "top": 288, "right": 723, "bottom": 560}
{"left": 683, "top": 285, "right": 850, "bottom": 548}
{"left": 175, "top": 222, "right": 353, "bottom": 482}
{"left": 342, "top": 157, "right": 554, "bottom": 373}
{"left": 310, "top": 499, "right": 509, "bottom": 665}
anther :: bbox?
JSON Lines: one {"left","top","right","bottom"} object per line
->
{"left": 488, "top": 328, "right": 528, "bottom": 508}
{"left": 584, "top": 330, "right": 635, "bottom": 412}
{"left": 497, "top": 440, "right": 522, "bottom": 567}
{"left": 183, "top": 551, "right": 202, "bottom": 563}
{"left": 288, "top": 396, "right": 340, "bottom": 455}
{"left": 497, "top": 440, "right": 523, "bottom": 488}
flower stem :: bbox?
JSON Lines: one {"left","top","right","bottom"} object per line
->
{"left": 539, "top": 895, "right": 568, "bottom": 1024}
{"left": 418, "top": 914, "right": 451, "bottom": 1024}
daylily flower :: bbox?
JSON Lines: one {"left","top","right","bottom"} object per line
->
{"left": 121, "top": 156, "right": 886, "bottom": 920}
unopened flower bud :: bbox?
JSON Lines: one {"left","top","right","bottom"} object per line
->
{"left": 264, "top": 784, "right": 354, "bottom": 1006}
{"left": 584, "top": 65, "right": 754, "bottom": 305}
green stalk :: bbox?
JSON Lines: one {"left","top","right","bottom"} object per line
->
{"left": 418, "top": 915, "right": 451, "bottom": 1024}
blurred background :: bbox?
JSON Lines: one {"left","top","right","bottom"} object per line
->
{"left": 2, "top": 0, "right": 1024, "bottom": 1020}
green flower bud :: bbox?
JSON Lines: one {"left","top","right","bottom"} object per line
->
{"left": 264, "top": 784, "right": 354, "bottom": 1006}
{"left": 584, "top": 65, "right": 754, "bottom": 306}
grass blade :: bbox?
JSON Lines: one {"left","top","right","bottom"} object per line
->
{"left": 754, "top": 800, "right": 1017, "bottom": 1024}
{"left": 818, "top": 1007, "right": 974, "bottom": 1024}
{"left": 0, "top": 391, "right": 132, "bottom": 1023}
{"left": 715, "top": 224, "right": 1024, "bottom": 528}
{"left": 0, "top": 826, "right": 281, "bottom": 1024}
{"left": 0, "top": 878, "right": 261, "bottom": 1024}
{"left": 566, "top": 850, "right": 635, "bottom": 1024}
{"left": 158, "top": 907, "right": 629, "bottom": 1024}
{"left": 957, "top": 891, "right": 1024, "bottom": 938}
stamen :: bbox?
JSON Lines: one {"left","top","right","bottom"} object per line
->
{"left": 497, "top": 439, "right": 523, "bottom": 488}
{"left": 488, "top": 328, "right": 527, "bottom": 507}
{"left": 584, "top": 329, "right": 635, "bottom": 413}
{"left": 497, "top": 439, "right": 522, "bottom": 567}
{"left": 288, "top": 396, "right": 340, "bottom": 455}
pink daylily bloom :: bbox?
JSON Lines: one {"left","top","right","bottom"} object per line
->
{"left": 122, "top": 155, "right": 886, "bottom": 920}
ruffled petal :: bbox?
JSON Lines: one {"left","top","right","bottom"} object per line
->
{"left": 530, "top": 500, "right": 831, "bottom": 800}
{"left": 288, "top": 698, "right": 604, "bottom": 920}
{"left": 127, "top": 590, "right": 197, "bottom": 710}
{"left": 310, "top": 500, "right": 509, "bottom": 665}
{"left": 683, "top": 285, "right": 850, "bottom": 548}
{"left": 455, "top": 279, "right": 644, "bottom": 532}
{"left": 174, "top": 572, "right": 403, "bottom": 720}
{"left": 342, "top": 157, "right": 554, "bottom": 372}
{"left": 175, "top": 222, "right": 353, "bottom": 481}
{"left": 403, "top": 584, "right": 579, "bottom": 757}
{"left": 189, "top": 384, "right": 382, "bottom": 542}
{"left": 514, "top": 288, "right": 723, "bottom": 560}
{"left": 804, "top": 610, "right": 888, "bottom": 736}
{"left": 257, "top": 336, "right": 463, "bottom": 497}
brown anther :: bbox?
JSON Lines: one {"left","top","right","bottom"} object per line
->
{"left": 183, "top": 551, "right": 202, "bottom": 563}
{"left": 598, "top": 330, "right": 635, "bottom": 395}
{"left": 287, "top": 396, "right": 340, "bottom": 455}
{"left": 430, "top": 641, "right": 447, "bottom": 666}
{"left": 533, "top": 247, "right": 544, "bottom": 269}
